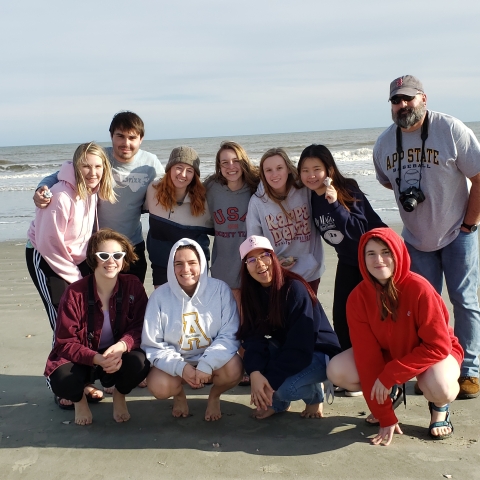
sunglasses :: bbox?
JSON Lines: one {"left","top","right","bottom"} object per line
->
{"left": 95, "top": 252, "right": 126, "bottom": 262}
{"left": 245, "top": 251, "right": 272, "bottom": 265}
{"left": 390, "top": 94, "right": 418, "bottom": 105}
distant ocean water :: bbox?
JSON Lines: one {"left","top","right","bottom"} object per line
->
{"left": 1, "top": 122, "right": 479, "bottom": 242}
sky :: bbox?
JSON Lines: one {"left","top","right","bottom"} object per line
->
{"left": 1, "top": 0, "right": 479, "bottom": 147}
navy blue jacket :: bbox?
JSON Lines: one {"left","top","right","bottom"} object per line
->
{"left": 311, "top": 186, "right": 386, "bottom": 267}
{"left": 242, "top": 279, "right": 341, "bottom": 390}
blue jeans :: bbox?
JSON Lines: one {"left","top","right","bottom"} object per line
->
{"left": 406, "top": 231, "right": 480, "bottom": 377}
{"left": 271, "top": 351, "right": 327, "bottom": 413}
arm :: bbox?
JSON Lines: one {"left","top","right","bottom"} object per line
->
{"left": 372, "top": 145, "right": 393, "bottom": 190}
{"left": 462, "top": 172, "right": 480, "bottom": 230}
{"left": 34, "top": 193, "right": 83, "bottom": 284}
{"left": 33, "top": 171, "right": 60, "bottom": 208}
{"left": 245, "top": 196, "right": 264, "bottom": 237}
{"left": 141, "top": 291, "right": 187, "bottom": 377}
{"left": 196, "top": 285, "right": 241, "bottom": 374}
{"left": 346, "top": 289, "right": 399, "bottom": 428}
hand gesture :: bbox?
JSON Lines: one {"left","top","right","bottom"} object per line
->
{"left": 250, "top": 371, "right": 275, "bottom": 410}
{"left": 195, "top": 369, "right": 212, "bottom": 387}
{"left": 182, "top": 364, "right": 201, "bottom": 389}
{"left": 324, "top": 185, "right": 337, "bottom": 204}
{"left": 371, "top": 423, "right": 403, "bottom": 446}
{"left": 93, "top": 347, "right": 123, "bottom": 374}
{"left": 370, "top": 378, "right": 390, "bottom": 405}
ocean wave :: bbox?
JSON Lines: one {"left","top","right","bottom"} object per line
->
{"left": 0, "top": 163, "right": 62, "bottom": 172}
{"left": 376, "top": 207, "right": 399, "bottom": 211}
{"left": 0, "top": 185, "right": 37, "bottom": 192}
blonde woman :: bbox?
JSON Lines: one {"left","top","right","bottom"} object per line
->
{"left": 26, "top": 142, "right": 116, "bottom": 407}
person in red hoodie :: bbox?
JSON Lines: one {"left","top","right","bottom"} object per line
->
{"left": 327, "top": 227, "right": 463, "bottom": 446}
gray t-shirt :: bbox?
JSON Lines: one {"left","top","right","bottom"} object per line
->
{"left": 373, "top": 110, "right": 480, "bottom": 251}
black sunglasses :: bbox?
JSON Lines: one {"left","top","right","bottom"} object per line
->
{"left": 390, "top": 94, "right": 418, "bottom": 105}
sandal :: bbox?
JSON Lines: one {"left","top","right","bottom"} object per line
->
{"left": 54, "top": 395, "right": 74, "bottom": 410}
{"left": 365, "top": 384, "right": 404, "bottom": 426}
{"left": 428, "top": 402, "right": 454, "bottom": 440}
{"left": 239, "top": 373, "right": 251, "bottom": 386}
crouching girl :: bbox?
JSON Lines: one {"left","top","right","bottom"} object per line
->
{"left": 142, "top": 238, "right": 242, "bottom": 421}
{"left": 44, "top": 229, "right": 150, "bottom": 425}
{"left": 237, "top": 235, "right": 341, "bottom": 419}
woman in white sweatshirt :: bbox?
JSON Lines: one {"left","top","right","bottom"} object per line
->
{"left": 141, "top": 238, "right": 243, "bottom": 421}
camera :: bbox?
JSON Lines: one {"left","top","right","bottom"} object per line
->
{"left": 399, "top": 186, "right": 425, "bottom": 212}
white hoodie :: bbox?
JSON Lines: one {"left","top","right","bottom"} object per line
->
{"left": 141, "top": 238, "right": 240, "bottom": 376}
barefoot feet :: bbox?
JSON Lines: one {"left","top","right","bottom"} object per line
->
{"left": 74, "top": 395, "right": 93, "bottom": 426}
{"left": 300, "top": 402, "right": 324, "bottom": 418}
{"left": 205, "top": 396, "right": 222, "bottom": 421}
{"left": 112, "top": 388, "right": 131, "bottom": 423}
{"left": 251, "top": 407, "right": 276, "bottom": 419}
{"left": 172, "top": 391, "right": 189, "bottom": 418}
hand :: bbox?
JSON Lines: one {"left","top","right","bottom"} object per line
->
{"left": 93, "top": 349, "right": 123, "bottom": 374}
{"left": 279, "top": 257, "right": 297, "bottom": 270}
{"left": 182, "top": 364, "right": 201, "bottom": 389}
{"left": 324, "top": 185, "right": 337, "bottom": 204}
{"left": 195, "top": 369, "right": 212, "bottom": 386}
{"left": 249, "top": 371, "right": 275, "bottom": 410}
{"left": 34, "top": 185, "right": 52, "bottom": 208}
{"left": 370, "top": 423, "right": 403, "bottom": 446}
{"left": 370, "top": 378, "right": 390, "bottom": 404}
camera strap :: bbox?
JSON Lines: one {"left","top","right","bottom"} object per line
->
{"left": 87, "top": 275, "right": 123, "bottom": 349}
{"left": 395, "top": 110, "right": 429, "bottom": 191}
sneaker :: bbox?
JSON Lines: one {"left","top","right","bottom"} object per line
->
{"left": 345, "top": 390, "right": 363, "bottom": 397}
{"left": 334, "top": 386, "right": 345, "bottom": 393}
{"left": 457, "top": 376, "right": 480, "bottom": 399}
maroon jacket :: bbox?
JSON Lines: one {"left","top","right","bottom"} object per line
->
{"left": 45, "top": 274, "right": 148, "bottom": 378}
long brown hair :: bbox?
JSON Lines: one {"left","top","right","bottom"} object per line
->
{"left": 367, "top": 237, "right": 399, "bottom": 321}
{"left": 258, "top": 147, "right": 301, "bottom": 220}
{"left": 207, "top": 141, "right": 259, "bottom": 194}
{"left": 298, "top": 144, "right": 359, "bottom": 211}
{"left": 153, "top": 168, "right": 207, "bottom": 216}
{"left": 237, "top": 250, "right": 317, "bottom": 338}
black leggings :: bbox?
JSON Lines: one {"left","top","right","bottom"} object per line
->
{"left": 26, "top": 247, "right": 90, "bottom": 331}
{"left": 48, "top": 349, "right": 150, "bottom": 402}
{"left": 332, "top": 261, "right": 363, "bottom": 351}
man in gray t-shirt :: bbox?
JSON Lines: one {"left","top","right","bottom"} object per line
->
{"left": 373, "top": 75, "right": 480, "bottom": 401}
{"left": 35, "top": 111, "right": 165, "bottom": 283}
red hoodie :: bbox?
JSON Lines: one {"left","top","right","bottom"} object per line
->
{"left": 346, "top": 228, "right": 463, "bottom": 427}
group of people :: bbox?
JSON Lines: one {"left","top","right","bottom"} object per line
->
{"left": 26, "top": 75, "right": 480, "bottom": 446}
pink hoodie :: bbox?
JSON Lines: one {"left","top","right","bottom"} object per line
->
{"left": 28, "top": 161, "right": 97, "bottom": 284}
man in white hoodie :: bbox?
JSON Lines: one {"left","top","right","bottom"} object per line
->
{"left": 141, "top": 238, "right": 242, "bottom": 421}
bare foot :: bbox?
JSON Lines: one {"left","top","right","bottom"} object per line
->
{"left": 251, "top": 407, "right": 276, "bottom": 419}
{"left": 74, "top": 395, "right": 93, "bottom": 426}
{"left": 301, "top": 402, "right": 324, "bottom": 418}
{"left": 84, "top": 384, "right": 104, "bottom": 401}
{"left": 112, "top": 388, "right": 131, "bottom": 423}
{"left": 430, "top": 405, "right": 453, "bottom": 437}
{"left": 137, "top": 378, "right": 147, "bottom": 388}
{"left": 172, "top": 391, "right": 189, "bottom": 418}
{"left": 104, "top": 386, "right": 115, "bottom": 395}
{"left": 205, "top": 396, "right": 222, "bottom": 421}
{"left": 365, "top": 413, "right": 379, "bottom": 424}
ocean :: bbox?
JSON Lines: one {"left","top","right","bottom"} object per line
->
{"left": 1, "top": 122, "right": 479, "bottom": 242}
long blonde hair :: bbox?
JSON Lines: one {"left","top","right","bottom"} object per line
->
{"left": 72, "top": 142, "right": 117, "bottom": 203}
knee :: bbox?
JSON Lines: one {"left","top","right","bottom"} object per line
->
{"left": 147, "top": 369, "right": 181, "bottom": 399}
{"left": 213, "top": 355, "right": 243, "bottom": 385}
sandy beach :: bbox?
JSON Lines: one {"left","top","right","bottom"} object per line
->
{"left": 1, "top": 229, "right": 479, "bottom": 480}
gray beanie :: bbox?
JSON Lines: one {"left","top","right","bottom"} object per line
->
{"left": 166, "top": 146, "right": 200, "bottom": 176}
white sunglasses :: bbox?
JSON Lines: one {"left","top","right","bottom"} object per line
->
{"left": 95, "top": 251, "right": 126, "bottom": 262}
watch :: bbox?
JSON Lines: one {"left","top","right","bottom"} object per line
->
{"left": 461, "top": 222, "right": 478, "bottom": 232}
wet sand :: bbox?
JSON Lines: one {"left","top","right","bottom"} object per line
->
{"left": 0, "top": 232, "right": 479, "bottom": 480}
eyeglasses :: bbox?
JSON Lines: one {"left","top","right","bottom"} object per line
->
{"left": 390, "top": 94, "right": 419, "bottom": 105}
{"left": 245, "top": 252, "right": 272, "bottom": 265}
{"left": 95, "top": 252, "right": 126, "bottom": 262}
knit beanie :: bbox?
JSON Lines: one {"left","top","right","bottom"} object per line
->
{"left": 165, "top": 146, "right": 200, "bottom": 176}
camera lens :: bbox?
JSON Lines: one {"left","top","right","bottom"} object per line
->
{"left": 403, "top": 198, "right": 417, "bottom": 212}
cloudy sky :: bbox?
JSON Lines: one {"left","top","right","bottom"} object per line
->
{"left": 1, "top": 0, "right": 479, "bottom": 146}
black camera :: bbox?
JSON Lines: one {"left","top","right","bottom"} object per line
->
{"left": 399, "top": 186, "right": 425, "bottom": 212}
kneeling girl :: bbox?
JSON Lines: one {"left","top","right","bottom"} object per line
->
{"left": 238, "top": 235, "right": 341, "bottom": 419}
{"left": 142, "top": 238, "right": 242, "bottom": 421}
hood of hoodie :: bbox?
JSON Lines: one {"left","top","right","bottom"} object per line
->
{"left": 358, "top": 227, "right": 410, "bottom": 287}
{"left": 57, "top": 161, "right": 77, "bottom": 190}
{"left": 167, "top": 237, "right": 208, "bottom": 301}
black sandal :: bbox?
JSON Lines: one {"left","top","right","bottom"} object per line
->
{"left": 428, "top": 402, "right": 454, "bottom": 440}
{"left": 54, "top": 395, "right": 74, "bottom": 410}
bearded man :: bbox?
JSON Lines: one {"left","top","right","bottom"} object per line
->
{"left": 373, "top": 75, "right": 480, "bottom": 399}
